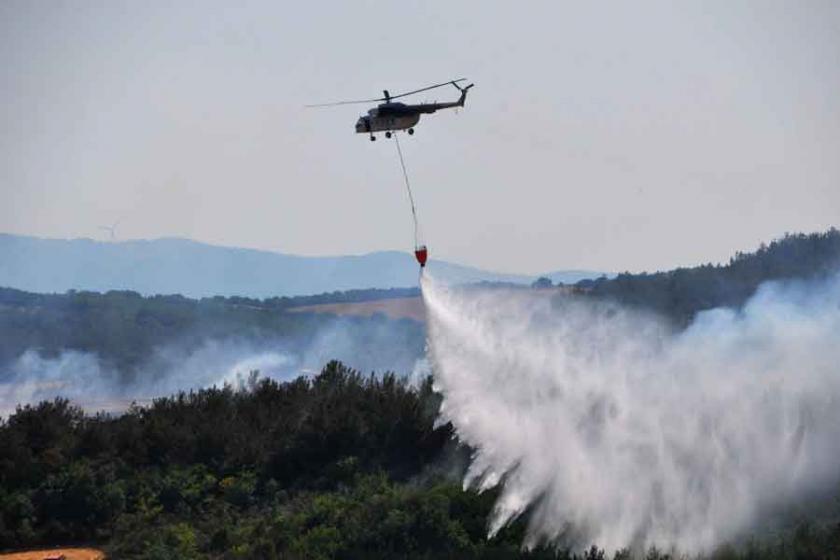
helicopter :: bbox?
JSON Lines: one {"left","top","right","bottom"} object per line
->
{"left": 307, "top": 79, "right": 474, "bottom": 141}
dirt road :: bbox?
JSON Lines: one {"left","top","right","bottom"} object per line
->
{"left": 0, "top": 548, "right": 105, "bottom": 560}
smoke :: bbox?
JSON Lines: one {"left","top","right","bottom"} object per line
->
{"left": 0, "top": 314, "right": 425, "bottom": 417}
{"left": 422, "top": 273, "right": 840, "bottom": 554}
{"left": 0, "top": 344, "right": 297, "bottom": 417}
{"left": 0, "top": 350, "right": 109, "bottom": 416}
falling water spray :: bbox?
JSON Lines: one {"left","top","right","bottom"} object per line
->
{"left": 421, "top": 273, "right": 840, "bottom": 554}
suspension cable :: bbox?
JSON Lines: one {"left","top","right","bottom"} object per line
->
{"left": 393, "top": 134, "right": 419, "bottom": 248}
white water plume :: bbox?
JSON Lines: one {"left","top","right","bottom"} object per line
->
{"left": 422, "top": 273, "right": 840, "bottom": 554}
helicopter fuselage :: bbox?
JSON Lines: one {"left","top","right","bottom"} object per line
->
{"left": 349, "top": 82, "right": 472, "bottom": 139}
{"left": 354, "top": 96, "right": 466, "bottom": 135}
{"left": 355, "top": 103, "right": 423, "bottom": 134}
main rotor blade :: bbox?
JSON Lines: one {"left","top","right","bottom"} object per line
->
{"left": 305, "top": 97, "right": 385, "bottom": 108}
{"left": 304, "top": 78, "right": 467, "bottom": 107}
{"left": 388, "top": 78, "right": 466, "bottom": 101}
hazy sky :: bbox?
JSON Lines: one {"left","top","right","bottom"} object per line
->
{"left": 2, "top": 1, "right": 838, "bottom": 274}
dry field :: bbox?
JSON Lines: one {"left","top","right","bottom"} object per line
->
{"left": 0, "top": 548, "right": 105, "bottom": 560}
{"left": 286, "top": 287, "right": 574, "bottom": 323}
{"left": 288, "top": 295, "right": 426, "bottom": 322}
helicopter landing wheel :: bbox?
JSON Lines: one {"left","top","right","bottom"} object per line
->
{"left": 408, "top": 128, "right": 415, "bottom": 135}
{"left": 370, "top": 135, "right": 376, "bottom": 141}
{"left": 385, "top": 131, "right": 392, "bottom": 139}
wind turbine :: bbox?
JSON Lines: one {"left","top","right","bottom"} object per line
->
{"left": 99, "top": 220, "right": 120, "bottom": 241}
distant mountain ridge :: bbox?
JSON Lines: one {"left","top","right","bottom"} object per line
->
{"left": 0, "top": 234, "right": 604, "bottom": 298}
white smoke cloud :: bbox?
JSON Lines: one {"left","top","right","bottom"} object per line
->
{"left": 0, "top": 314, "right": 426, "bottom": 417}
{"left": 0, "top": 349, "right": 109, "bottom": 417}
{"left": 142, "top": 339, "right": 298, "bottom": 394}
{"left": 0, "top": 343, "right": 298, "bottom": 417}
{"left": 422, "top": 273, "right": 840, "bottom": 554}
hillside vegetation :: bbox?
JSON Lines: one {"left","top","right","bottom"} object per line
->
{"left": 0, "top": 287, "right": 422, "bottom": 376}
{"left": 578, "top": 229, "right": 840, "bottom": 324}
{"left": 2, "top": 362, "right": 840, "bottom": 559}
{"left": 0, "top": 362, "right": 559, "bottom": 559}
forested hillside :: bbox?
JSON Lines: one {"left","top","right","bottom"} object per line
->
{"left": 0, "top": 286, "right": 422, "bottom": 377}
{"left": 578, "top": 229, "right": 840, "bottom": 324}
{"left": 0, "top": 362, "right": 552, "bottom": 559}
{"left": 2, "top": 362, "right": 839, "bottom": 559}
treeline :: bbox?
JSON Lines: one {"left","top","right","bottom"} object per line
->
{"left": 0, "top": 361, "right": 553, "bottom": 558}
{"left": 2, "top": 362, "right": 839, "bottom": 559}
{"left": 576, "top": 229, "right": 840, "bottom": 324}
{"left": 0, "top": 285, "right": 420, "bottom": 315}
{"left": 241, "top": 286, "right": 420, "bottom": 310}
